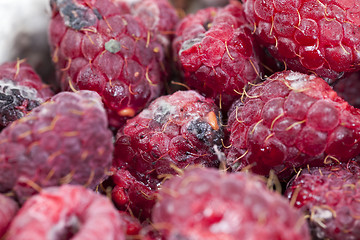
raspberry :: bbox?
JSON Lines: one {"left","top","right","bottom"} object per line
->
{"left": 49, "top": 0, "right": 171, "bottom": 129}
{"left": 5, "top": 185, "right": 126, "bottom": 240}
{"left": 243, "top": 0, "right": 360, "bottom": 83}
{"left": 0, "top": 61, "right": 53, "bottom": 129}
{"left": 0, "top": 194, "right": 18, "bottom": 238}
{"left": 173, "top": 2, "right": 261, "bottom": 111}
{"left": 0, "top": 90, "right": 113, "bottom": 203}
{"left": 225, "top": 71, "right": 360, "bottom": 180}
{"left": 333, "top": 72, "right": 360, "bottom": 108}
{"left": 112, "top": 90, "right": 223, "bottom": 219}
{"left": 152, "top": 167, "right": 310, "bottom": 239}
{"left": 285, "top": 161, "right": 360, "bottom": 239}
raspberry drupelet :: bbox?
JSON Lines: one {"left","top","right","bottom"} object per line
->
{"left": 0, "top": 61, "right": 53, "bottom": 129}
{"left": 173, "top": 1, "right": 261, "bottom": 111}
{"left": 243, "top": 0, "right": 360, "bottom": 83}
{"left": 49, "top": 0, "right": 177, "bottom": 129}
{"left": 112, "top": 90, "right": 224, "bottom": 219}
{"left": 226, "top": 71, "right": 360, "bottom": 180}
{"left": 0, "top": 90, "right": 113, "bottom": 203}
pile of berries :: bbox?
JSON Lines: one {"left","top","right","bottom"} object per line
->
{"left": 0, "top": 0, "right": 360, "bottom": 239}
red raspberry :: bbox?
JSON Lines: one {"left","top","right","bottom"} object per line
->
{"left": 0, "top": 194, "right": 18, "bottom": 238}
{"left": 333, "top": 71, "right": 360, "bottom": 108}
{"left": 6, "top": 185, "right": 126, "bottom": 240}
{"left": 0, "top": 61, "right": 53, "bottom": 129}
{"left": 285, "top": 161, "right": 360, "bottom": 240}
{"left": 49, "top": 0, "right": 171, "bottom": 129}
{"left": 112, "top": 90, "right": 223, "bottom": 219}
{"left": 243, "top": 0, "right": 360, "bottom": 82}
{"left": 225, "top": 71, "right": 360, "bottom": 180}
{"left": 152, "top": 167, "right": 310, "bottom": 239}
{"left": 0, "top": 90, "right": 113, "bottom": 203}
{"left": 173, "top": 2, "right": 261, "bottom": 111}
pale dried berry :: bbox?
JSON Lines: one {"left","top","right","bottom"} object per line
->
{"left": 153, "top": 167, "right": 310, "bottom": 240}
{"left": 173, "top": 2, "right": 261, "bottom": 111}
{"left": 0, "top": 90, "right": 113, "bottom": 203}
{"left": 285, "top": 161, "right": 360, "bottom": 240}
{"left": 6, "top": 185, "right": 126, "bottom": 240}
{"left": 226, "top": 71, "right": 360, "bottom": 180}
{"left": 112, "top": 90, "right": 223, "bottom": 219}
{"left": 333, "top": 72, "right": 360, "bottom": 108}
{"left": 0, "top": 61, "right": 53, "bottom": 129}
{"left": 0, "top": 194, "right": 18, "bottom": 238}
{"left": 243, "top": 0, "right": 360, "bottom": 83}
{"left": 49, "top": 0, "right": 169, "bottom": 129}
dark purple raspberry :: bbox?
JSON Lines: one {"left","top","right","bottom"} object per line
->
{"left": 0, "top": 90, "right": 113, "bottom": 203}
{"left": 49, "top": 0, "right": 174, "bottom": 129}
{"left": 152, "top": 167, "right": 311, "bottom": 239}
{"left": 0, "top": 61, "right": 53, "bottom": 129}
{"left": 0, "top": 193, "right": 18, "bottom": 238}
{"left": 285, "top": 161, "right": 360, "bottom": 240}
{"left": 112, "top": 90, "right": 224, "bottom": 219}
{"left": 226, "top": 70, "right": 360, "bottom": 180}
{"left": 243, "top": 0, "right": 360, "bottom": 83}
{"left": 5, "top": 185, "right": 126, "bottom": 240}
{"left": 173, "top": 2, "right": 261, "bottom": 111}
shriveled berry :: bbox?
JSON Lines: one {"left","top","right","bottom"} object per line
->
{"left": 112, "top": 90, "right": 224, "bottom": 219}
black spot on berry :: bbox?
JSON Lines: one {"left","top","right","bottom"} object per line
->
{"left": 52, "top": 0, "right": 97, "bottom": 30}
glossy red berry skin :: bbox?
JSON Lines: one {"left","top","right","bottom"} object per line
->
{"left": 226, "top": 71, "right": 360, "bottom": 180}
{"left": 173, "top": 2, "right": 261, "bottom": 111}
{"left": 244, "top": 0, "right": 360, "bottom": 83}
{"left": 49, "top": 0, "right": 171, "bottom": 129}
{"left": 285, "top": 161, "right": 360, "bottom": 240}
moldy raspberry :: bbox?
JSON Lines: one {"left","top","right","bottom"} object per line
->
{"left": 0, "top": 90, "right": 113, "bottom": 203}
{"left": 285, "top": 161, "right": 360, "bottom": 240}
{"left": 49, "top": 0, "right": 170, "bottom": 129}
{"left": 226, "top": 71, "right": 360, "bottom": 180}
{"left": 0, "top": 61, "right": 53, "bottom": 129}
{"left": 243, "top": 0, "right": 360, "bottom": 83}
{"left": 112, "top": 90, "right": 223, "bottom": 219}
{"left": 153, "top": 167, "right": 310, "bottom": 240}
{"left": 173, "top": 1, "right": 261, "bottom": 111}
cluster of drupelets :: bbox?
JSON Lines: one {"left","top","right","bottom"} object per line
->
{"left": 0, "top": 0, "right": 360, "bottom": 239}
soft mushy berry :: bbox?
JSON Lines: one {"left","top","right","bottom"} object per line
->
{"left": 226, "top": 71, "right": 360, "bottom": 180}
{"left": 152, "top": 167, "right": 310, "bottom": 239}
{"left": 173, "top": 1, "right": 261, "bottom": 111}
{"left": 285, "top": 161, "right": 360, "bottom": 240}
{"left": 0, "top": 61, "right": 53, "bottom": 129}
{"left": 112, "top": 90, "right": 224, "bottom": 219}
{"left": 5, "top": 185, "right": 126, "bottom": 240}
{"left": 243, "top": 0, "right": 360, "bottom": 83}
{"left": 49, "top": 0, "right": 174, "bottom": 129}
{"left": 0, "top": 90, "right": 113, "bottom": 203}
{"left": 0, "top": 194, "right": 18, "bottom": 238}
